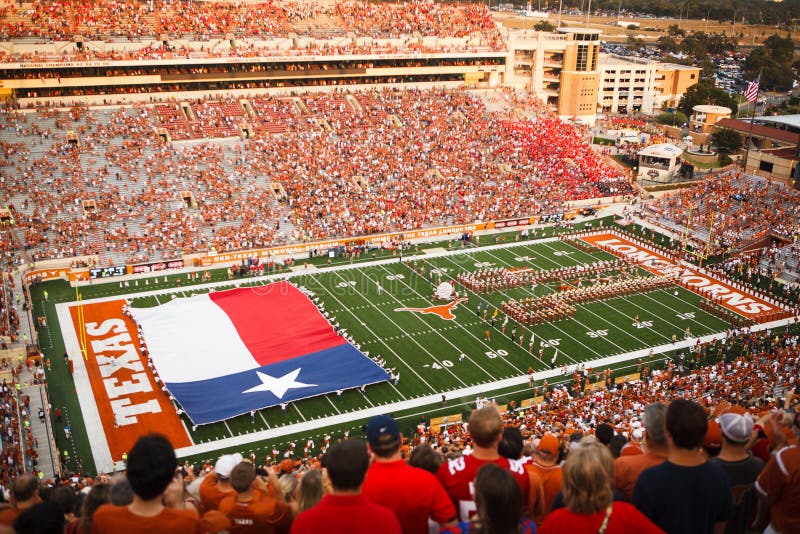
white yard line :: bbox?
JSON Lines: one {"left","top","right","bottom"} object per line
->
{"left": 329, "top": 269, "right": 469, "bottom": 387}
{"left": 372, "top": 263, "right": 525, "bottom": 377}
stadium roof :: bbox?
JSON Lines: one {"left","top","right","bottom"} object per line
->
{"left": 638, "top": 143, "right": 683, "bottom": 159}
{"left": 693, "top": 104, "right": 732, "bottom": 114}
{"left": 715, "top": 118, "right": 800, "bottom": 145}
{"left": 751, "top": 115, "right": 800, "bottom": 132}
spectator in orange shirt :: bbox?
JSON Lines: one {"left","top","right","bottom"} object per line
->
{"left": 218, "top": 461, "right": 293, "bottom": 534}
{"left": 614, "top": 403, "right": 668, "bottom": 501}
{"left": 91, "top": 434, "right": 200, "bottom": 534}
{"left": 199, "top": 453, "right": 241, "bottom": 510}
{"left": 499, "top": 426, "right": 546, "bottom": 522}
{"left": 525, "top": 433, "right": 563, "bottom": 524}
{"left": 753, "top": 405, "right": 800, "bottom": 534}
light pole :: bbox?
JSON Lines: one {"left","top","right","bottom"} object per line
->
{"left": 557, "top": 0, "right": 563, "bottom": 28}
{"left": 586, "top": 0, "right": 592, "bottom": 28}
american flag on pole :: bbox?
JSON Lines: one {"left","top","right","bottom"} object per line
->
{"left": 744, "top": 75, "right": 760, "bottom": 103}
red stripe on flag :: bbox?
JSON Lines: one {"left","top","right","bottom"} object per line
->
{"left": 744, "top": 78, "right": 759, "bottom": 103}
{"left": 209, "top": 282, "right": 346, "bottom": 366}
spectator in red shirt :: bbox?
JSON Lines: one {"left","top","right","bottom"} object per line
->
{"left": 541, "top": 442, "right": 663, "bottom": 534}
{"left": 361, "top": 414, "right": 456, "bottom": 534}
{"left": 436, "top": 404, "right": 529, "bottom": 521}
{"left": 290, "top": 439, "right": 400, "bottom": 534}
{"left": 753, "top": 407, "right": 800, "bottom": 534}
{"left": 442, "top": 463, "right": 536, "bottom": 534}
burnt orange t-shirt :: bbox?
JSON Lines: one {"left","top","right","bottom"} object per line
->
{"left": 217, "top": 488, "right": 292, "bottom": 534}
{"left": 199, "top": 473, "right": 236, "bottom": 511}
{"left": 525, "top": 461, "right": 563, "bottom": 525}
{"left": 614, "top": 450, "right": 667, "bottom": 501}
{"left": 756, "top": 445, "right": 800, "bottom": 534}
{"left": 90, "top": 504, "right": 200, "bottom": 534}
{"left": 0, "top": 506, "right": 21, "bottom": 526}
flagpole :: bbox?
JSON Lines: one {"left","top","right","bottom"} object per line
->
{"left": 743, "top": 68, "right": 762, "bottom": 173}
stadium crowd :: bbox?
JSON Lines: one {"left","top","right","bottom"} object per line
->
{"left": 0, "top": 88, "right": 633, "bottom": 266}
{"left": 0, "top": 0, "right": 502, "bottom": 47}
{"left": 646, "top": 171, "right": 800, "bottom": 256}
{"left": 0, "top": 324, "right": 796, "bottom": 533}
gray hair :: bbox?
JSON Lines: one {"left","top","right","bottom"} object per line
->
{"left": 109, "top": 477, "right": 134, "bottom": 506}
{"left": 643, "top": 403, "right": 668, "bottom": 447}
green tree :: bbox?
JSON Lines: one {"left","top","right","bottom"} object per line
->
{"left": 744, "top": 34, "right": 797, "bottom": 92}
{"left": 678, "top": 79, "right": 739, "bottom": 118}
{"left": 699, "top": 59, "right": 716, "bottom": 78}
{"left": 656, "top": 35, "right": 680, "bottom": 54}
{"left": 533, "top": 20, "right": 556, "bottom": 31}
{"left": 763, "top": 34, "right": 794, "bottom": 63}
{"left": 626, "top": 35, "right": 645, "bottom": 51}
{"left": 705, "top": 32, "right": 737, "bottom": 55}
{"left": 655, "top": 111, "right": 689, "bottom": 126}
{"left": 667, "top": 24, "right": 686, "bottom": 38}
{"left": 680, "top": 32, "right": 709, "bottom": 58}
{"left": 710, "top": 128, "right": 744, "bottom": 158}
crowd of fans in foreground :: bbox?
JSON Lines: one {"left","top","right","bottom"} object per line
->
{"left": 0, "top": 323, "right": 797, "bottom": 533}
{"left": 0, "top": 89, "right": 631, "bottom": 266}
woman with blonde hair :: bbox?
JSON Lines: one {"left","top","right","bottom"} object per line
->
{"left": 292, "top": 469, "right": 326, "bottom": 514}
{"left": 540, "top": 442, "right": 663, "bottom": 534}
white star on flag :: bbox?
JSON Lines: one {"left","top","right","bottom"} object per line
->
{"left": 242, "top": 368, "right": 316, "bottom": 399}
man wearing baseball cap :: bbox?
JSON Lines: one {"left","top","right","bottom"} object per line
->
{"left": 361, "top": 414, "right": 456, "bottom": 534}
{"left": 712, "top": 412, "right": 764, "bottom": 534}
{"left": 291, "top": 438, "right": 401, "bottom": 534}
{"left": 525, "top": 433, "right": 562, "bottom": 525}
{"left": 200, "top": 453, "right": 242, "bottom": 510}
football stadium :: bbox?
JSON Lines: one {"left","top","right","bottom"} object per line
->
{"left": 0, "top": 1, "right": 799, "bottom": 532}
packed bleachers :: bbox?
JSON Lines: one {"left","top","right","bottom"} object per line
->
{"left": 0, "top": 0, "right": 503, "bottom": 51}
{"left": 336, "top": 1, "right": 501, "bottom": 44}
{"left": 0, "top": 378, "right": 25, "bottom": 488}
{"left": 645, "top": 171, "right": 800, "bottom": 256}
{"left": 0, "top": 89, "right": 632, "bottom": 265}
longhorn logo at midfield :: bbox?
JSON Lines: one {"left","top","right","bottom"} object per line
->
{"left": 394, "top": 297, "right": 469, "bottom": 321}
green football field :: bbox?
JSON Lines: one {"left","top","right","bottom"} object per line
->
{"left": 34, "top": 218, "right": 739, "bottom": 473}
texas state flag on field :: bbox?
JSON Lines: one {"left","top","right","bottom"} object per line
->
{"left": 130, "top": 281, "right": 389, "bottom": 425}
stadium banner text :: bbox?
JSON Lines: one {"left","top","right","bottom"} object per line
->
{"left": 69, "top": 299, "right": 191, "bottom": 459}
{"left": 197, "top": 223, "right": 487, "bottom": 266}
{"left": 580, "top": 232, "right": 783, "bottom": 319}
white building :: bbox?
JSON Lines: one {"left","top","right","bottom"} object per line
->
{"left": 505, "top": 30, "right": 701, "bottom": 123}
{"left": 598, "top": 54, "right": 700, "bottom": 116}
